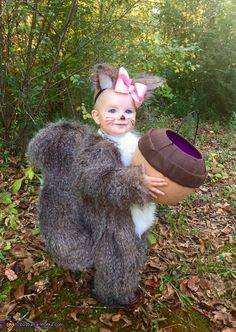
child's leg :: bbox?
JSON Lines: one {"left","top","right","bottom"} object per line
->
{"left": 93, "top": 230, "right": 147, "bottom": 305}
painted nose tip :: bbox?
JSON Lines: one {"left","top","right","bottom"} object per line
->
{"left": 120, "top": 115, "right": 126, "bottom": 120}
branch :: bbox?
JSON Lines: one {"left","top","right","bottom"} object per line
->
{"left": 30, "top": 0, "right": 142, "bottom": 83}
{"left": 33, "top": 0, "right": 78, "bottom": 115}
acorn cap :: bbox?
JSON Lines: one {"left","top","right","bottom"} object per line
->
{"left": 138, "top": 128, "right": 207, "bottom": 188}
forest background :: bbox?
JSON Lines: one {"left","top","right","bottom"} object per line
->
{"left": 0, "top": 0, "right": 236, "bottom": 153}
{"left": 0, "top": 1, "right": 235, "bottom": 332}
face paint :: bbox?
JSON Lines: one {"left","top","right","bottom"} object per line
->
{"left": 93, "top": 89, "right": 137, "bottom": 137}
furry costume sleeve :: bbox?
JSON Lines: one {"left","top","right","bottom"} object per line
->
{"left": 74, "top": 135, "right": 151, "bottom": 210}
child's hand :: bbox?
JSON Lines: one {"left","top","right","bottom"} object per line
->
{"left": 141, "top": 164, "right": 168, "bottom": 199}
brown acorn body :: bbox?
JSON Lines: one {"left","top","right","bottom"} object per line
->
{"left": 132, "top": 147, "right": 194, "bottom": 204}
{"left": 132, "top": 128, "right": 207, "bottom": 205}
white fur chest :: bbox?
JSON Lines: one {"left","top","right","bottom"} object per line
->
{"left": 111, "top": 132, "right": 156, "bottom": 237}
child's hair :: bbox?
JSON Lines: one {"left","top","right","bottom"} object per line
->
{"left": 90, "top": 63, "right": 164, "bottom": 105}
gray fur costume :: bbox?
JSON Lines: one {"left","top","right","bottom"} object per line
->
{"left": 27, "top": 64, "right": 163, "bottom": 306}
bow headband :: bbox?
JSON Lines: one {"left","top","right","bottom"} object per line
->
{"left": 94, "top": 67, "right": 147, "bottom": 108}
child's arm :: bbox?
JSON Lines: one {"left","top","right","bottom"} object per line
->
{"left": 75, "top": 143, "right": 165, "bottom": 210}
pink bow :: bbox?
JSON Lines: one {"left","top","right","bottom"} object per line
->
{"left": 114, "top": 67, "right": 147, "bottom": 108}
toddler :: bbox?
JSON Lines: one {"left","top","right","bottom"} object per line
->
{"left": 27, "top": 63, "right": 167, "bottom": 306}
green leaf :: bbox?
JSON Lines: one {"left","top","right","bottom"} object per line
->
{"left": 0, "top": 192, "right": 12, "bottom": 205}
{"left": 8, "top": 204, "right": 18, "bottom": 215}
{"left": 24, "top": 167, "right": 35, "bottom": 180}
{"left": 147, "top": 232, "right": 157, "bottom": 245}
{"left": 3, "top": 241, "right": 12, "bottom": 251}
{"left": 0, "top": 251, "right": 6, "bottom": 262}
{"left": 11, "top": 178, "right": 23, "bottom": 193}
{"left": 9, "top": 215, "right": 18, "bottom": 230}
{"left": 32, "top": 225, "right": 40, "bottom": 236}
{"left": 0, "top": 294, "right": 7, "bottom": 301}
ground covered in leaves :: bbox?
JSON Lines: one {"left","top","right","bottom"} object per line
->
{"left": 0, "top": 123, "right": 235, "bottom": 332}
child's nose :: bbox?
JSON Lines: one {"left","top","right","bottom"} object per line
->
{"left": 120, "top": 114, "right": 126, "bottom": 120}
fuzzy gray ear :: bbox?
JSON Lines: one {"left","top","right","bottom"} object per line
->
{"left": 90, "top": 63, "right": 118, "bottom": 94}
{"left": 133, "top": 74, "right": 165, "bottom": 100}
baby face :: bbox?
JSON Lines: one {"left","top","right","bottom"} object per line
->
{"left": 91, "top": 89, "right": 136, "bottom": 137}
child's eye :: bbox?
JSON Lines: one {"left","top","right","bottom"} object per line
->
{"left": 108, "top": 108, "right": 117, "bottom": 113}
{"left": 125, "top": 109, "right": 134, "bottom": 114}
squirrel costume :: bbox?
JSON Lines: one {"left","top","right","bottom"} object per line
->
{"left": 27, "top": 64, "right": 163, "bottom": 306}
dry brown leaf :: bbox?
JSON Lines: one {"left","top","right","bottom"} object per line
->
{"left": 162, "top": 283, "right": 175, "bottom": 300}
{"left": 23, "top": 255, "right": 34, "bottom": 273}
{"left": 68, "top": 309, "right": 80, "bottom": 322}
{"left": 121, "top": 315, "right": 132, "bottom": 327}
{"left": 13, "top": 284, "right": 25, "bottom": 299}
{"left": 4, "top": 268, "right": 18, "bottom": 281}
{"left": 34, "top": 279, "right": 49, "bottom": 293}
{"left": 144, "top": 276, "right": 160, "bottom": 288}
{"left": 0, "top": 302, "right": 17, "bottom": 319}
{"left": 199, "top": 278, "right": 210, "bottom": 290}
{"left": 28, "top": 308, "right": 37, "bottom": 321}
{"left": 111, "top": 313, "right": 121, "bottom": 322}
{"left": 10, "top": 245, "right": 29, "bottom": 258}
{"left": 32, "top": 260, "right": 50, "bottom": 275}
{"left": 162, "top": 328, "right": 174, "bottom": 332}
{"left": 180, "top": 279, "right": 192, "bottom": 297}
{"left": 198, "top": 239, "right": 205, "bottom": 253}
{"left": 83, "top": 297, "right": 97, "bottom": 305}
{"left": 99, "top": 328, "right": 112, "bottom": 332}
{"left": 187, "top": 276, "right": 200, "bottom": 292}
{"left": 222, "top": 328, "right": 236, "bottom": 332}
{"left": 99, "top": 313, "right": 113, "bottom": 327}
{"left": 213, "top": 310, "right": 235, "bottom": 325}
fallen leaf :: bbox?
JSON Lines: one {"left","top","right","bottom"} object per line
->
{"left": 13, "top": 284, "right": 25, "bottom": 299}
{"left": 144, "top": 276, "right": 160, "bottom": 288}
{"left": 162, "top": 283, "right": 175, "bottom": 300}
{"left": 23, "top": 255, "right": 34, "bottom": 273}
{"left": 187, "top": 276, "right": 200, "bottom": 292}
{"left": 83, "top": 297, "right": 97, "bottom": 305}
{"left": 32, "top": 260, "right": 50, "bottom": 275}
{"left": 180, "top": 280, "right": 192, "bottom": 297}
{"left": 111, "top": 313, "right": 121, "bottom": 322}
{"left": 99, "top": 329, "right": 112, "bottom": 332}
{"left": 198, "top": 239, "right": 205, "bottom": 253}
{"left": 5, "top": 268, "right": 18, "bottom": 281}
{"left": 199, "top": 278, "right": 210, "bottom": 290}
{"left": 99, "top": 313, "right": 113, "bottom": 327}
{"left": 34, "top": 279, "right": 49, "bottom": 293}
{"left": 10, "top": 245, "right": 29, "bottom": 258}
{"left": 121, "top": 315, "right": 132, "bottom": 327}
{"left": 213, "top": 310, "right": 235, "bottom": 325}
{"left": 68, "top": 309, "right": 80, "bottom": 322}
{"left": 0, "top": 303, "right": 17, "bottom": 319}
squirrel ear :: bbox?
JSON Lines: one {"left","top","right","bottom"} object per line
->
{"left": 99, "top": 73, "right": 113, "bottom": 90}
{"left": 133, "top": 74, "right": 165, "bottom": 100}
{"left": 90, "top": 63, "right": 118, "bottom": 94}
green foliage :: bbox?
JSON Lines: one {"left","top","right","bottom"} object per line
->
{"left": 0, "top": 192, "right": 18, "bottom": 230}
{"left": 0, "top": 166, "right": 40, "bottom": 230}
{"left": 147, "top": 232, "right": 158, "bottom": 245}
{"left": 0, "top": 0, "right": 235, "bottom": 152}
{"left": 223, "top": 185, "right": 236, "bottom": 207}
{"left": 206, "top": 152, "right": 229, "bottom": 183}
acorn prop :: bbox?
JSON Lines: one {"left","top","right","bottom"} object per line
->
{"left": 132, "top": 128, "right": 207, "bottom": 204}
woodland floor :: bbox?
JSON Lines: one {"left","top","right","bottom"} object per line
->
{"left": 0, "top": 122, "right": 235, "bottom": 332}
